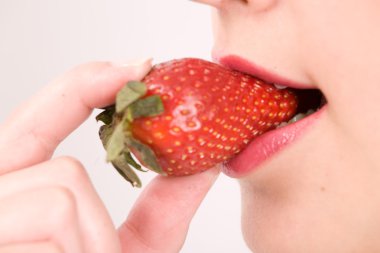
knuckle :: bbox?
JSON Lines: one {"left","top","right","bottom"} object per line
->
{"left": 54, "top": 156, "right": 82, "bottom": 168}
{"left": 45, "top": 186, "right": 77, "bottom": 224}
{"left": 120, "top": 221, "right": 158, "bottom": 252}
{"left": 53, "top": 156, "right": 89, "bottom": 183}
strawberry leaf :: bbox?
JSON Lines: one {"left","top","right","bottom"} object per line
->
{"left": 111, "top": 155, "right": 142, "bottom": 187}
{"left": 124, "top": 152, "right": 147, "bottom": 172}
{"left": 99, "top": 124, "right": 112, "bottom": 146}
{"left": 125, "top": 137, "right": 164, "bottom": 175}
{"left": 96, "top": 106, "right": 115, "bottom": 125}
{"left": 129, "top": 95, "right": 164, "bottom": 119}
{"left": 116, "top": 81, "right": 147, "bottom": 113}
{"left": 100, "top": 123, "right": 142, "bottom": 186}
{"left": 106, "top": 123, "right": 125, "bottom": 161}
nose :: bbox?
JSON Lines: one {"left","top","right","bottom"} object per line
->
{"left": 192, "top": 0, "right": 278, "bottom": 12}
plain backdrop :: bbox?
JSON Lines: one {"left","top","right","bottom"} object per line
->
{"left": 0, "top": 1, "right": 251, "bottom": 252}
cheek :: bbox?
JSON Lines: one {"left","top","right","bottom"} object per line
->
{"left": 294, "top": 1, "right": 380, "bottom": 88}
{"left": 239, "top": 176, "right": 378, "bottom": 253}
{"left": 294, "top": 1, "right": 380, "bottom": 156}
{"left": 211, "top": 4, "right": 309, "bottom": 84}
{"left": 237, "top": 116, "right": 380, "bottom": 252}
{"left": 239, "top": 181, "right": 310, "bottom": 252}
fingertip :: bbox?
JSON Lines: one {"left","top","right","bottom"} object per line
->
{"left": 203, "top": 165, "right": 222, "bottom": 181}
{"left": 111, "top": 57, "right": 153, "bottom": 81}
{"left": 75, "top": 58, "right": 153, "bottom": 109}
{"left": 120, "top": 57, "right": 153, "bottom": 82}
{"left": 113, "top": 57, "right": 153, "bottom": 69}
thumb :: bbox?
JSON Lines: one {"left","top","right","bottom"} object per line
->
{"left": 118, "top": 167, "right": 220, "bottom": 253}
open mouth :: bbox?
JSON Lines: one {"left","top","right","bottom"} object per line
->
{"left": 217, "top": 54, "right": 328, "bottom": 177}
{"left": 277, "top": 88, "right": 326, "bottom": 129}
{"left": 218, "top": 54, "right": 328, "bottom": 130}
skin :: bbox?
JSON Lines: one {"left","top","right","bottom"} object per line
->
{"left": 195, "top": 0, "right": 380, "bottom": 252}
{"left": 0, "top": 60, "right": 219, "bottom": 253}
{"left": 2, "top": 1, "right": 380, "bottom": 252}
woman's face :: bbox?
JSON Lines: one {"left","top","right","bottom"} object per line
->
{"left": 197, "top": 0, "right": 380, "bottom": 252}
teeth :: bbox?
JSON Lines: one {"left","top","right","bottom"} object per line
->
{"left": 276, "top": 122, "right": 288, "bottom": 129}
{"left": 274, "top": 83, "right": 288, "bottom": 90}
{"left": 305, "top": 109, "right": 315, "bottom": 116}
{"left": 276, "top": 109, "right": 316, "bottom": 129}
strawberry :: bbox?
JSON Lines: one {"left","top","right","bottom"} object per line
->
{"left": 97, "top": 58, "right": 297, "bottom": 187}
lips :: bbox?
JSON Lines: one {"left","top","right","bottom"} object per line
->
{"left": 217, "top": 55, "right": 327, "bottom": 178}
{"left": 218, "top": 55, "right": 316, "bottom": 90}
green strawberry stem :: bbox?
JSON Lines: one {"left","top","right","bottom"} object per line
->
{"left": 97, "top": 81, "right": 165, "bottom": 187}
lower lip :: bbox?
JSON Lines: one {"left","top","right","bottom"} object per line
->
{"left": 223, "top": 106, "right": 326, "bottom": 178}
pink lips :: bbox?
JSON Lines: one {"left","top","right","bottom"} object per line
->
{"left": 218, "top": 55, "right": 326, "bottom": 178}
{"left": 218, "top": 55, "right": 314, "bottom": 89}
{"left": 223, "top": 107, "right": 325, "bottom": 177}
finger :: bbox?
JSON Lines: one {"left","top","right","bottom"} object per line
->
{"left": 118, "top": 167, "right": 220, "bottom": 253}
{"left": 0, "top": 59, "right": 152, "bottom": 174}
{"left": 0, "top": 156, "right": 121, "bottom": 253}
{"left": 0, "top": 241, "right": 62, "bottom": 253}
{"left": 0, "top": 187, "right": 83, "bottom": 253}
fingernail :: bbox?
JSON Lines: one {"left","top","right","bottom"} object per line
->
{"left": 112, "top": 58, "right": 153, "bottom": 79}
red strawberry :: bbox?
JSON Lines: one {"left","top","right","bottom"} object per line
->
{"left": 97, "top": 58, "right": 297, "bottom": 187}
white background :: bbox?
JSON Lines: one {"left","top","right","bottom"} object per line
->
{"left": 0, "top": 1, "right": 250, "bottom": 252}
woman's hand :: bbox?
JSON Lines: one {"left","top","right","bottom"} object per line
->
{"left": 0, "top": 60, "right": 220, "bottom": 253}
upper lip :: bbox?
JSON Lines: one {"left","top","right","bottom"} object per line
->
{"left": 214, "top": 54, "right": 315, "bottom": 90}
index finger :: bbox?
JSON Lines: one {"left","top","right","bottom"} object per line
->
{"left": 0, "top": 59, "right": 152, "bottom": 174}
